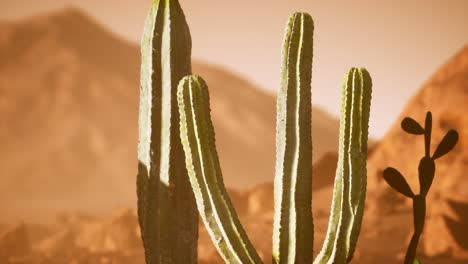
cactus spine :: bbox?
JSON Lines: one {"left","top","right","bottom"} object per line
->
{"left": 272, "top": 12, "right": 314, "bottom": 264}
{"left": 313, "top": 68, "right": 372, "bottom": 264}
{"left": 178, "top": 76, "right": 262, "bottom": 263}
{"left": 137, "top": 0, "right": 197, "bottom": 263}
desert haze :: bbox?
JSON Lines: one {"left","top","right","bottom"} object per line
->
{"left": 0, "top": 8, "right": 341, "bottom": 221}
{"left": 0, "top": 7, "right": 467, "bottom": 264}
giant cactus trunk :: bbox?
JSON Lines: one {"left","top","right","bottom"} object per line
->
{"left": 137, "top": 0, "right": 198, "bottom": 263}
{"left": 272, "top": 12, "right": 314, "bottom": 264}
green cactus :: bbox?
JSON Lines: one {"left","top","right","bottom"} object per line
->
{"left": 137, "top": 0, "right": 198, "bottom": 263}
{"left": 383, "top": 112, "right": 459, "bottom": 264}
{"left": 177, "top": 12, "right": 373, "bottom": 264}
{"left": 313, "top": 68, "right": 372, "bottom": 264}
{"left": 272, "top": 12, "right": 314, "bottom": 264}
{"left": 178, "top": 75, "right": 262, "bottom": 263}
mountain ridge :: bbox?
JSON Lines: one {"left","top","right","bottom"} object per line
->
{"left": 0, "top": 7, "right": 340, "bottom": 221}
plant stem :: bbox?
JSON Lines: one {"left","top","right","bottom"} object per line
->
{"left": 404, "top": 195, "right": 426, "bottom": 264}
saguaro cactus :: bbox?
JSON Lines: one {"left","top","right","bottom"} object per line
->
{"left": 383, "top": 112, "right": 459, "bottom": 264}
{"left": 177, "top": 12, "right": 373, "bottom": 264}
{"left": 272, "top": 12, "right": 314, "bottom": 264}
{"left": 137, "top": 0, "right": 198, "bottom": 263}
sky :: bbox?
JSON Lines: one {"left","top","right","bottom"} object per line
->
{"left": 1, "top": 0, "right": 467, "bottom": 138}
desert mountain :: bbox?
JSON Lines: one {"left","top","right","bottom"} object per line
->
{"left": 367, "top": 46, "right": 468, "bottom": 258}
{"left": 0, "top": 8, "right": 339, "bottom": 221}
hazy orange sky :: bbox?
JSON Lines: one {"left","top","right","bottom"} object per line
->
{"left": 1, "top": 0, "right": 467, "bottom": 138}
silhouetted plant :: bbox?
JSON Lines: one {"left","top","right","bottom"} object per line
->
{"left": 383, "top": 112, "right": 459, "bottom": 264}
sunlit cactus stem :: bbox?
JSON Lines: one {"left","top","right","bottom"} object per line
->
{"left": 272, "top": 13, "right": 373, "bottom": 264}
{"left": 173, "top": 9, "right": 373, "bottom": 264}
{"left": 314, "top": 68, "right": 372, "bottom": 264}
{"left": 178, "top": 75, "right": 262, "bottom": 264}
{"left": 272, "top": 12, "right": 314, "bottom": 264}
{"left": 137, "top": 0, "right": 198, "bottom": 263}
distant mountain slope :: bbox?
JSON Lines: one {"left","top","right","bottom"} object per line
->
{"left": 367, "top": 46, "right": 468, "bottom": 258}
{"left": 0, "top": 8, "right": 339, "bottom": 221}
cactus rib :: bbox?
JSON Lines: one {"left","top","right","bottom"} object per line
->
{"left": 137, "top": 0, "right": 198, "bottom": 263}
{"left": 178, "top": 75, "right": 262, "bottom": 264}
{"left": 272, "top": 12, "right": 314, "bottom": 264}
{"left": 314, "top": 68, "right": 372, "bottom": 264}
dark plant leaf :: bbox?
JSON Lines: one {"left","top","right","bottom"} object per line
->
{"left": 433, "top": 130, "right": 459, "bottom": 159}
{"left": 424, "top": 112, "right": 432, "bottom": 156}
{"left": 401, "top": 117, "right": 425, "bottom": 135}
{"left": 418, "top": 157, "right": 435, "bottom": 195}
{"left": 383, "top": 167, "right": 414, "bottom": 198}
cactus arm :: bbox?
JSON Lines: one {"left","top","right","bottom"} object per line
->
{"left": 178, "top": 76, "right": 263, "bottom": 264}
{"left": 272, "top": 12, "right": 314, "bottom": 264}
{"left": 137, "top": 0, "right": 198, "bottom": 263}
{"left": 346, "top": 68, "right": 372, "bottom": 261}
{"left": 313, "top": 70, "right": 354, "bottom": 264}
{"left": 313, "top": 68, "right": 372, "bottom": 264}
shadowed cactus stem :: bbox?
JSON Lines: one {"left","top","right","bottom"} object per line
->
{"left": 137, "top": 0, "right": 198, "bottom": 263}
{"left": 178, "top": 75, "right": 262, "bottom": 263}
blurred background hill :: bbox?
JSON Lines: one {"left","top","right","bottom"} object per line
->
{"left": 0, "top": 4, "right": 466, "bottom": 264}
{"left": 0, "top": 9, "right": 339, "bottom": 221}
